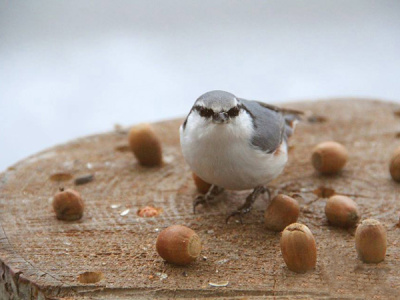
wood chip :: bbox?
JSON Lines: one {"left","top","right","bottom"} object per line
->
{"left": 137, "top": 206, "right": 161, "bottom": 217}
{"left": 215, "top": 259, "right": 229, "bottom": 265}
{"left": 74, "top": 174, "right": 94, "bottom": 185}
{"left": 77, "top": 271, "right": 104, "bottom": 284}
{"left": 120, "top": 209, "right": 130, "bottom": 216}
{"left": 50, "top": 173, "right": 73, "bottom": 182}
{"left": 209, "top": 281, "right": 229, "bottom": 287}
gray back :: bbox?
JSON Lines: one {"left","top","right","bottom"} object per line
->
{"left": 239, "top": 99, "right": 286, "bottom": 153}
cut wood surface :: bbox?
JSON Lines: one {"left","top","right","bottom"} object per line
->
{"left": 1, "top": 99, "right": 400, "bottom": 299}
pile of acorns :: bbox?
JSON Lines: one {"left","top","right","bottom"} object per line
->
{"left": 50, "top": 124, "right": 398, "bottom": 274}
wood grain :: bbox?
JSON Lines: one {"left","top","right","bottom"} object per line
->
{"left": 1, "top": 99, "right": 400, "bottom": 299}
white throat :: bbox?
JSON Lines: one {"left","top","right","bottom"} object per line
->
{"left": 180, "top": 110, "right": 288, "bottom": 190}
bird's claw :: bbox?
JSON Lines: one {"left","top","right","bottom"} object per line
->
{"left": 193, "top": 195, "right": 207, "bottom": 214}
{"left": 193, "top": 185, "right": 225, "bottom": 214}
{"left": 226, "top": 185, "right": 269, "bottom": 224}
{"left": 262, "top": 187, "right": 271, "bottom": 199}
{"left": 225, "top": 209, "right": 246, "bottom": 224}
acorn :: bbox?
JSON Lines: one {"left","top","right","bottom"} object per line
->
{"left": 156, "top": 225, "right": 202, "bottom": 265}
{"left": 311, "top": 141, "right": 348, "bottom": 175}
{"left": 280, "top": 223, "right": 317, "bottom": 273}
{"left": 355, "top": 219, "right": 387, "bottom": 263}
{"left": 52, "top": 188, "right": 84, "bottom": 221}
{"left": 128, "top": 123, "right": 162, "bottom": 167}
{"left": 389, "top": 147, "right": 400, "bottom": 182}
{"left": 192, "top": 173, "right": 212, "bottom": 194}
{"left": 264, "top": 194, "right": 299, "bottom": 232}
{"left": 325, "top": 195, "right": 360, "bottom": 228}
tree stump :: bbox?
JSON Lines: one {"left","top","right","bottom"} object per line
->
{"left": 1, "top": 99, "right": 400, "bottom": 299}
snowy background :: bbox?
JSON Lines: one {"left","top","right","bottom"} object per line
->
{"left": 1, "top": 0, "right": 400, "bottom": 171}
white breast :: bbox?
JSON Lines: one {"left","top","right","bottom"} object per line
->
{"left": 180, "top": 112, "right": 288, "bottom": 190}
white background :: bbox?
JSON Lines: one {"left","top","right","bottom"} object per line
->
{"left": 1, "top": 0, "right": 399, "bottom": 171}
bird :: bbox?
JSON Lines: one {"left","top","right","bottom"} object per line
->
{"left": 180, "top": 90, "right": 302, "bottom": 223}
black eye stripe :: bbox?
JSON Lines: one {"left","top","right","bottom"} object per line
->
{"left": 194, "top": 106, "right": 214, "bottom": 118}
{"left": 194, "top": 105, "right": 241, "bottom": 118}
{"left": 227, "top": 106, "right": 240, "bottom": 117}
{"left": 201, "top": 109, "right": 214, "bottom": 118}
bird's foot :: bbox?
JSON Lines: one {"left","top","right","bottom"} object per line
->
{"left": 262, "top": 186, "right": 271, "bottom": 200}
{"left": 226, "top": 186, "right": 269, "bottom": 224}
{"left": 193, "top": 185, "right": 224, "bottom": 214}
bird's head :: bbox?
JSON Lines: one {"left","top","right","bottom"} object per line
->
{"left": 191, "top": 90, "right": 243, "bottom": 124}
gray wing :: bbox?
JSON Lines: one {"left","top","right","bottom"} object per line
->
{"left": 239, "top": 99, "right": 301, "bottom": 153}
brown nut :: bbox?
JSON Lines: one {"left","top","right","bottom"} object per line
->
{"left": 280, "top": 223, "right": 317, "bottom": 273}
{"left": 325, "top": 195, "right": 360, "bottom": 228}
{"left": 52, "top": 188, "right": 84, "bottom": 221}
{"left": 264, "top": 194, "right": 299, "bottom": 232}
{"left": 156, "top": 225, "right": 202, "bottom": 265}
{"left": 355, "top": 219, "right": 387, "bottom": 263}
{"left": 192, "top": 173, "right": 212, "bottom": 194}
{"left": 389, "top": 147, "right": 400, "bottom": 182}
{"left": 128, "top": 123, "right": 162, "bottom": 167}
{"left": 311, "top": 141, "right": 348, "bottom": 175}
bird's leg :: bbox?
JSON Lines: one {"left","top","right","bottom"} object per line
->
{"left": 193, "top": 184, "right": 225, "bottom": 213}
{"left": 226, "top": 186, "right": 270, "bottom": 224}
{"left": 264, "top": 187, "right": 271, "bottom": 202}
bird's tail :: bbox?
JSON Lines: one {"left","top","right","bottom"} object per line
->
{"left": 283, "top": 113, "right": 301, "bottom": 138}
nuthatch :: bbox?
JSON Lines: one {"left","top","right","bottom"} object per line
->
{"left": 180, "top": 90, "right": 301, "bottom": 223}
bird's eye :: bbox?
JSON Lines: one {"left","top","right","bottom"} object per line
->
{"left": 199, "top": 108, "right": 214, "bottom": 118}
{"left": 227, "top": 106, "right": 240, "bottom": 117}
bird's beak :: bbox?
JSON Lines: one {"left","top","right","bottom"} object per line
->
{"left": 212, "top": 112, "right": 229, "bottom": 124}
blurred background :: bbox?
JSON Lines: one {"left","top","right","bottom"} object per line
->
{"left": 1, "top": 0, "right": 399, "bottom": 171}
